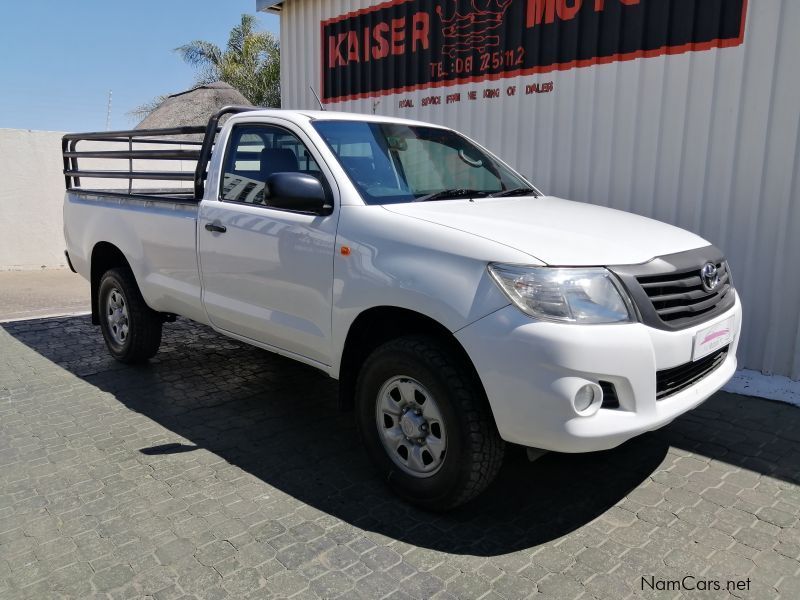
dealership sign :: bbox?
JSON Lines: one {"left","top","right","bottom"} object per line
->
{"left": 321, "top": 0, "right": 748, "bottom": 102}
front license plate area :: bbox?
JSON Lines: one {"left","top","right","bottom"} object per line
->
{"left": 693, "top": 316, "right": 734, "bottom": 361}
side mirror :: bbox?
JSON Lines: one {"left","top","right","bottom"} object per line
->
{"left": 265, "top": 172, "right": 331, "bottom": 214}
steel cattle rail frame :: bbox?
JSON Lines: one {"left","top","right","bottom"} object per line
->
{"left": 62, "top": 106, "right": 258, "bottom": 203}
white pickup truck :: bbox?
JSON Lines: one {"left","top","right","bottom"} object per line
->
{"left": 63, "top": 106, "right": 742, "bottom": 509}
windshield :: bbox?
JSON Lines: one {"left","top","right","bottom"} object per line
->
{"left": 312, "top": 120, "right": 535, "bottom": 205}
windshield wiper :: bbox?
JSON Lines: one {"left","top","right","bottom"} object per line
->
{"left": 413, "top": 188, "right": 490, "bottom": 202}
{"left": 490, "top": 187, "right": 537, "bottom": 197}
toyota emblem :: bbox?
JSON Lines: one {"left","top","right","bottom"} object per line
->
{"left": 700, "top": 262, "right": 720, "bottom": 292}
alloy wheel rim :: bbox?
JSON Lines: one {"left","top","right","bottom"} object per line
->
{"left": 375, "top": 376, "right": 447, "bottom": 477}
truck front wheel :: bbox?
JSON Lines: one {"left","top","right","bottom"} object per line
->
{"left": 98, "top": 267, "right": 162, "bottom": 363}
{"left": 355, "top": 335, "right": 504, "bottom": 510}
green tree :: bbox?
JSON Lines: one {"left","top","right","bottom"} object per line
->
{"left": 130, "top": 14, "right": 280, "bottom": 121}
{"left": 176, "top": 14, "right": 280, "bottom": 108}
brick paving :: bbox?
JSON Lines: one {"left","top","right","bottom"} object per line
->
{"left": 0, "top": 316, "right": 798, "bottom": 599}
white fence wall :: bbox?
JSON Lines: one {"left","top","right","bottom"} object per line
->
{"left": 278, "top": 0, "right": 800, "bottom": 379}
{"left": 0, "top": 130, "right": 196, "bottom": 271}
{"left": 0, "top": 130, "right": 69, "bottom": 270}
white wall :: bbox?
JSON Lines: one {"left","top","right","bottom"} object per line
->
{"left": 0, "top": 129, "right": 69, "bottom": 270}
{"left": 0, "top": 130, "right": 196, "bottom": 271}
{"left": 278, "top": 0, "right": 800, "bottom": 380}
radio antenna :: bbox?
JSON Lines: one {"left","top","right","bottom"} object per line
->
{"left": 310, "top": 87, "right": 326, "bottom": 111}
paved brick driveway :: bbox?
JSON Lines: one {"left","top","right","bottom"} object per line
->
{"left": 1, "top": 316, "right": 798, "bottom": 599}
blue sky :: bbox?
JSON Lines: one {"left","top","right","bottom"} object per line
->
{"left": 0, "top": 1, "right": 279, "bottom": 132}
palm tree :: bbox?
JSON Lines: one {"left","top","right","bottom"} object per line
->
{"left": 130, "top": 14, "right": 280, "bottom": 121}
{"left": 177, "top": 14, "right": 280, "bottom": 108}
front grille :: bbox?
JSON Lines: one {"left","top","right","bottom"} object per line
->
{"left": 656, "top": 345, "right": 729, "bottom": 400}
{"left": 636, "top": 261, "right": 732, "bottom": 328}
{"left": 609, "top": 246, "right": 736, "bottom": 331}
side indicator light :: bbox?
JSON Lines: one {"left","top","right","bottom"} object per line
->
{"left": 340, "top": 246, "right": 351, "bottom": 256}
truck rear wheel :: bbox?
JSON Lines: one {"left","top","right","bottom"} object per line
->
{"left": 355, "top": 335, "right": 504, "bottom": 510}
{"left": 98, "top": 267, "right": 162, "bottom": 363}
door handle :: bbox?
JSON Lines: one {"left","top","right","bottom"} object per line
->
{"left": 204, "top": 222, "right": 227, "bottom": 233}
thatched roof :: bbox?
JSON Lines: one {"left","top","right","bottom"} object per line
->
{"left": 135, "top": 82, "right": 252, "bottom": 130}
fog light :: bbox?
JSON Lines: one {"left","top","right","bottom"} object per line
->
{"left": 574, "top": 384, "right": 602, "bottom": 415}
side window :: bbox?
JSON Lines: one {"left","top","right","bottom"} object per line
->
{"left": 220, "top": 124, "right": 322, "bottom": 205}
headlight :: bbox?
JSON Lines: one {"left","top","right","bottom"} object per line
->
{"left": 488, "top": 264, "right": 634, "bottom": 324}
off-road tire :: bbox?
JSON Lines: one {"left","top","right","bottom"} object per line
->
{"left": 98, "top": 267, "right": 162, "bottom": 363}
{"left": 355, "top": 335, "right": 505, "bottom": 510}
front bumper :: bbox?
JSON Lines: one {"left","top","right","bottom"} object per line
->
{"left": 454, "top": 291, "right": 742, "bottom": 452}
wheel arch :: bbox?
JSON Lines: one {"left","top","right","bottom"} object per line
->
{"left": 90, "top": 242, "right": 134, "bottom": 325}
{"left": 337, "top": 306, "right": 488, "bottom": 413}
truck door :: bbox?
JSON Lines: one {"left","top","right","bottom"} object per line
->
{"left": 197, "top": 121, "right": 338, "bottom": 366}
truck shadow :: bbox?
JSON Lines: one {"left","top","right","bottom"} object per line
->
{"left": 4, "top": 316, "right": 798, "bottom": 556}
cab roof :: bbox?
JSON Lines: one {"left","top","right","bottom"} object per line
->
{"left": 228, "top": 108, "right": 447, "bottom": 130}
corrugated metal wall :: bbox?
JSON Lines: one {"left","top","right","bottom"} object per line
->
{"left": 277, "top": 0, "right": 800, "bottom": 380}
